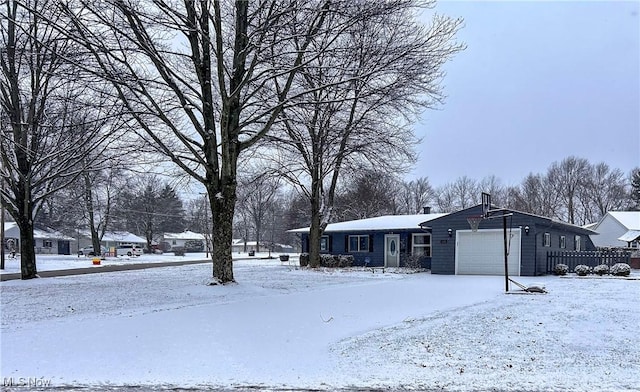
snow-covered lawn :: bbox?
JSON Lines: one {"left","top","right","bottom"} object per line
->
{"left": 1, "top": 258, "right": 638, "bottom": 391}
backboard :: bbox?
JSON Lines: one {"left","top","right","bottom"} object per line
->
{"left": 481, "top": 192, "right": 491, "bottom": 218}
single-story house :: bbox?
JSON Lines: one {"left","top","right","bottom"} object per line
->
{"left": 290, "top": 204, "right": 598, "bottom": 276}
{"left": 231, "top": 239, "right": 260, "bottom": 253}
{"left": 161, "top": 230, "right": 208, "bottom": 251}
{"left": 75, "top": 231, "right": 147, "bottom": 254}
{"left": 289, "top": 212, "right": 448, "bottom": 268}
{"left": 231, "top": 239, "right": 294, "bottom": 254}
{"left": 589, "top": 211, "right": 640, "bottom": 249}
{"left": 3, "top": 222, "right": 75, "bottom": 255}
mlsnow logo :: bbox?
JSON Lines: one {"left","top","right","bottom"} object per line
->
{"left": 3, "top": 377, "right": 52, "bottom": 388}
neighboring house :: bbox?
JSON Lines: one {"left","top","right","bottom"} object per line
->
{"left": 162, "top": 231, "right": 208, "bottom": 251}
{"left": 289, "top": 212, "right": 448, "bottom": 269}
{"left": 3, "top": 222, "right": 75, "bottom": 255}
{"left": 590, "top": 211, "right": 640, "bottom": 249}
{"left": 231, "top": 239, "right": 293, "bottom": 253}
{"left": 290, "top": 204, "right": 597, "bottom": 276}
{"left": 74, "top": 231, "right": 147, "bottom": 254}
{"left": 232, "top": 239, "right": 259, "bottom": 253}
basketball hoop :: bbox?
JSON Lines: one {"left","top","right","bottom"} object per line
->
{"left": 467, "top": 215, "right": 483, "bottom": 232}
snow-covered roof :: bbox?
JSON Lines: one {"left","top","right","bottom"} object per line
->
{"left": 101, "top": 231, "right": 146, "bottom": 243}
{"left": 618, "top": 230, "right": 640, "bottom": 242}
{"left": 33, "top": 228, "right": 76, "bottom": 241}
{"left": 608, "top": 211, "right": 640, "bottom": 230}
{"left": 163, "top": 230, "right": 205, "bottom": 240}
{"left": 4, "top": 222, "right": 75, "bottom": 241}
{"left": 288, "top": 213, "right": 448, "bottom": 233}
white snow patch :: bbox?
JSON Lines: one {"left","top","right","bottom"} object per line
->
{"left": 1, "top": 256, "right": 638, "bottom": 390}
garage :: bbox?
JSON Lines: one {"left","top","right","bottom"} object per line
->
{"left": 455, "top": 228, "right": 521, "bottom": 275}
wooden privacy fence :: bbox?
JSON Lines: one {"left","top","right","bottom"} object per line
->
{"left": 546, "top": 251, "right": 631, "bottom": 273}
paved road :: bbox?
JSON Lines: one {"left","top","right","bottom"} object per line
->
{"left": 0, "top": 259, "right": 210, "bottom": 281}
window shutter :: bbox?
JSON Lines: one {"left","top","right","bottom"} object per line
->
{"left": 369, "top": 234, "right": 374, "bottom": 252}
{"left": 407, "top": 234, "right": 413, "bottom": 255}
{"left": 345, "top": 235, "right": 349, "bottom": 252}
{"left": 328, "top": 235, "right": 333, "bottom": 252}
{"left": 304, "top": 236, "right": 309, "bottom": 253}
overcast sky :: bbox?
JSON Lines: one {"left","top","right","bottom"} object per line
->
{"left": 411, "top": 0, "right": 640, "bottom": 188}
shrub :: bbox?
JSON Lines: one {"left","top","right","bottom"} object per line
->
{"left": 554, "top": 264, "right": 569, "bottom": 276}
{"left": 173, "top": 247, "right": 185, "bottom": 256}
{"left": 574, "top": 264, "right": 591, "bottom": 276}
{"left": 403, "top": 254, "right": 423, "bottom": 269}
{"left": 319, "top": 254, "right": 353, "bottom": 268}
{"left": 593, "top": 264, "right": 609, "bottom": 276}
{"left": 610, "top": 263, "right": 631, "bottom": 277}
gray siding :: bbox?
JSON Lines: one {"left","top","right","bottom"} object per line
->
{"left": 430, "top": 205, "right": 596, "bottom": 276}
{"left": 301, "top": 230, "right": 432, "bottom": 268}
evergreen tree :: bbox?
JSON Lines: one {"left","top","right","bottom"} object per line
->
{"left": 631, "top": 168, "right": 640, "bottom": 210}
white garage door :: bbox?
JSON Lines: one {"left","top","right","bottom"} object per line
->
{"left": 455, "top": 228, "right": 521, "bottom": 276}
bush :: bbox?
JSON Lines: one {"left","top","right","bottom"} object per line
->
{"left": 554, "top": 264, "right": 569, "bottom": 276}
{"left": 610, "top": 263, "right": 631, "bottom": 277}
{"left": 574, "top": 264, "right": 591, "bottom": 276}
{"left": 593, "top": 264, "right": 609, "bottom": 276}
{"left": 173, "top": 247, "right": 185, "bottom": 256}
{"left": 403, "top": 255, "right": 423, "bottom": 269}
{"left": 319, "top": 254, "right": 353, "bottom": 268}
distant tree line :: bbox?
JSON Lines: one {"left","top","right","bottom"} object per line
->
{"left": 281, "top": 156, "right": 638, "bottom": 229}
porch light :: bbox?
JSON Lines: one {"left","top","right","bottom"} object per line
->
{"left": 447, "top": 228, "right": 453, "bottom": 237}
{"left": 524, "top": 226, "right": 530, "bottom": 235}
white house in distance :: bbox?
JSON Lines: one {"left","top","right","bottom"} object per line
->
{"left": 3, "top": 222, "right": 75, "bottom": 255}
{"left": 161, "top": 231, "right": 207, "bottom": 251}
{"left": 75, "top": 231, "right": 147, "bottom": 253}
{"left": 590, "top": 211, "right": 640, "bottom": 249}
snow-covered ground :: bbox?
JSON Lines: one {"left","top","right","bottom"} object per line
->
{"left": 1, "top": 255, "right": 639, "bottom": 391}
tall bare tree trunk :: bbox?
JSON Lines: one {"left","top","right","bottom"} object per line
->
{"left": 208, "top": 180, "right": 237, "bottom": 283}
{"left": 16, "top": 181, "right": 37, "bottom": 279}
{"left": 307, "top": 174, "right": 324, "bottom": 268}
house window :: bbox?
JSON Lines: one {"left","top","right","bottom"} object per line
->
{"left": 575, "top": 236, "right": 582, "bottom": 251}
{"left": 348, "top": 235, "right": 370, "bottom": 252}
{"left": 412, "top": 233, "right": 431, "bottom": 257}
{"left": 559, "top": 235, "right": 566, "bottom": 249}
{"left": 320, "top": 236, "right": 330, "bottom": 252}
{"left": 172, "top": 240, "right": 177, "bottom": 245}
{"left": 43, "top": 240, "right": 53, "bottom": 248}
{"left": 543, "top": 233, "right": 551, "bottom": 247}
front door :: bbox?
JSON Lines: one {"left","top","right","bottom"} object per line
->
{"left": 384, "top": 234, "right": 400, "bottom": 267}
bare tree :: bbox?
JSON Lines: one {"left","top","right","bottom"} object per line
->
{"left": 55, "top": 0, "right": 361, "bottom": 283}
{"left": 235, "top": 171, "right": 281, "bottom": 252}
{"left": 547, "top": 156, "right": 590, "bottom": 224}
{"left": 334, "top": 170, "right": 398, "bottom": 220}
{"left": 1, "top": 0, "right": 118, "bottom": 279}
{"left": 395, "top": 177, "right": 434, "bottom": 214}
{"left": 434, "top": 176, "right": 478, "bottom": 212}
{"left": 265, "top": 1, "right": 464, "bottom": 266}
{"left": 478, "top": 175, "right": 507, "bottom": 207}
{"left": 507, "top": 173, "right": 559, "bottom": 218}
{"left": 581, "top": 162, "right": 628, "bottom": 222}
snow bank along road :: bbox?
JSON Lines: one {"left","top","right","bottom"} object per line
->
{"left": 1, "top": 261, "right": 639, "bottom": 391}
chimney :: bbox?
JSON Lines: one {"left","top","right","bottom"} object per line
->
{"left": 423, "top": 206, "right": 431, "bottom": 214}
